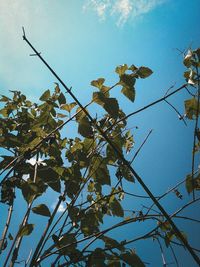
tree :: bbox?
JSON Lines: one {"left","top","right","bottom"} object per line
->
{"left": 0, "top": 33, "right": 199, "bottom": 266}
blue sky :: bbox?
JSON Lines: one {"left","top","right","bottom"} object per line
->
{"left": 0, "top": 0, "right": 200, "bottom": 266}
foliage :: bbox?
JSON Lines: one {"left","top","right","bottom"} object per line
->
{"left": 0, "top": 46, "right": 199, "bottom": 267}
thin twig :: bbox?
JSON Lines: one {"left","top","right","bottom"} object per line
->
{"left": 130, "top": 129, "right": 153, "bottom": 163}
{"left": 107, "top": 84, "right": 188, "bottom": 131}
{"left": 164, "top": 99, "right": 187, "bottom": 126}
{"left": 156, "top": 238, "right": 167, "bottom": 267}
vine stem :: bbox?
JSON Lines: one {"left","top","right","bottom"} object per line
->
{"left": 29, "top": 190, "right": 67, "bottom": 266}
{"left": 22, "top": 30, "right": 200, "bottom": 266}
{"left": 0, "top": 204, "right": 14, "bottom": 254}
{"left": 191, "top": 63, "right": 200, "bottom": 200}
{"left": 156, "top": 238, "right": 167, "bottom": 267}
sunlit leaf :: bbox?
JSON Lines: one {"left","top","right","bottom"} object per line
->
{"left": 129, "top": 64, "right": 138, "bottom": 72}
{"left": 57, "top": 113, "right": 67, "bottom": 118}
{"left": 137, "top": 66, "right": 153, "bottom": 78}
{"left": 91, "top": 78, "right": 105, "bottom": 89}
{"left": 18, "top": 224, "right": 34, "bottom": 237}
{"left": 54, "top": 83, "right": 60, "bottom": 93}
{"left": 185, "top": 98, "right": 200, "bottom": 120}
{"left": 39, "top": 89, "right": 50, "bottom": 101}
{"left": 61, "top": 102, "right": 77, "bottom": 112}
{"left": 115, "top": 64, "right": 128, "bottom": 76}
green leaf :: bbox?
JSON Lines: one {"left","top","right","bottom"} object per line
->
{"left": 93, "top": 92, "right": 119, "bottom": 118}
{"left": 115, "top": 64, "right": 128, "bottom": 76}
{"left": 58, "top": 92, "right": 66, "bottom": 105}
{"left": 91, "top": 78, "right": 105, "bottom": 89}
{"left": 91, "top": 78, "right": 110, "bottom": 97}
{"left": 0, "top": 95, "right": 10, "bottom": 102}
{"left": 93, "top": 91, "right": 106, "bottom": 106}
{"left": 32, "top": 204, "right": 51, "bottom": 217}
{"left": 129, "top": 64, "right": 138, "bottom": 72}
{"left": 18, "top": 224, "right": 34, "bottom": 237}
{"left": 54, "top": 83, "right": 60, "bottom": 93}
{"left": 87, "top": 248, "right": 106, "bottom": 266}
{"left": 120, "top": 74, "right": 136, "bottom": 102}
{"left": 24, "top": 137, "right": 41, "bottom": 151}
{"left": 137, "top": 66, "right": 153, "bottom": 78}
{"left": 186, "top": 173, "right": 200, "bottom": 193}
{"left": 185, "top": 98, "right": 200, "bottom": 120}
{"left": 121, "top": 86, "right": 135, "bottom": 102}
{"left": 124, "top": 130, "right": 134, "bottom": 153}
{"left": 110, "top": 198, "right": 124, "bottom": 217}
{"left": 120, "top": 165, "right": 135, "bottom": 182}
{"left": 59, "top": 233, "right": 77, "bottom": 248}
{"left": 121, "top": 251, "right": 145, "bottom": 267}
{"left": 186, "top": 174, "right": 193, "bottom": 194}
{"left": 52, "top": 233, "right": 77, "bottom": 254}
{"left": 39, "top": 89, "right": 50, "bottom": 101}
{"left": 0, "top": 108, "right": 9, "bottom": 117}
{"left": 101, "top": 236, "right": 125, "bottom": 252}
{"left": 106, "top": 144, "right": 118, "bottom": 164}
{"left": 89, "top": 156, "right": 111, "bottom": 185}
{"left": 21, "top": 182, "right": 40, "bottom": 203}
{"left": 78, "top": 117, "right": 93, "bottom": 138}
{"left": 76, "top": 107, "right": 87, "bottom": 121}
{"left": 47, "top": 179, "right": 61, "bottom": 193}
{"left": 100, "top": 85, "right": 110, "bottom": 97}
{"left": 57, "top": 113, "right": 67, "bottom": 118}
{"left": 38, "top": 168, "right": 61, "bottom": 193}
{"left": 107, "top": 259, "right": 121, "bottom": 267}
{"left": 104, "top": 98, "right": 119, "bottom": 118}
{"left": 61, "top": 102, "right": 77, "bottom": 112}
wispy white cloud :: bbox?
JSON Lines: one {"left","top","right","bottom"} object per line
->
{"left": 83, "top": 0, "right": 110, "bottom": 21}
{"left": 111, "top": 0, "right": 133, "bottom": 26}
{"left": 83, "top": 0, "right": 165, "bottom": 26}
{"left": 51, "top": 200, "right": 68, "bottom": 213}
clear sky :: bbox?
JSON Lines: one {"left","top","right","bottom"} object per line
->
{"left": 0, "top": 0, "right": 200, "bottom": 266}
